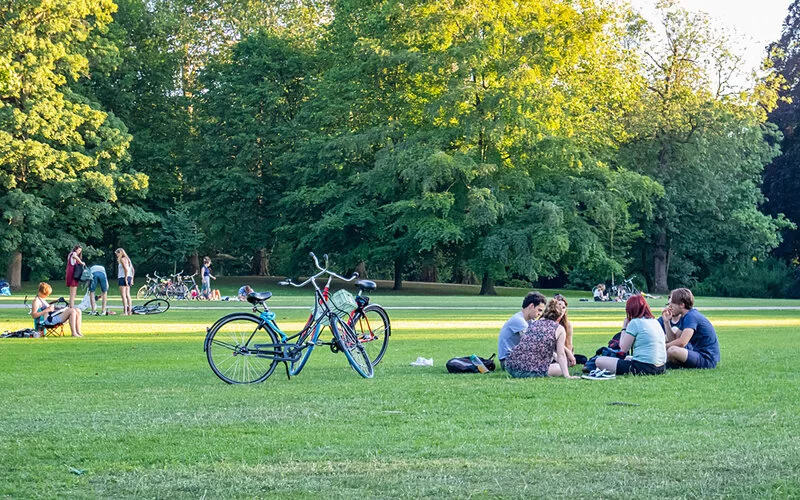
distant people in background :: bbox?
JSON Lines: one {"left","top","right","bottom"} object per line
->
{"left": 201, "top": 257, "right": 216, "bottom": 299}
{"left": 88, "top": 264, "right": 109, "bottom": 316}
{"left": 116, "top": 248, "right": 134, "bottom": 316}
{"left": 31, "top": 282, "right": 83, "bottom": 337}
{"left": 65, "top": 245, "right": 85, "bottom": 308}
{"left": 593, "top": 295, "right": 667, "bottom": 376}
{"left": 497, "top": 291, "right": 547, "bottom": 370}
{"left": 237, "top": 285, "right": 253, "bottom": 301}
{"left": 593, "top": 284, "right": 608, "bottom": 302}
{"left": 660, "top": 288, "right": 720, "bottom": 369}
{"left": 504, "top": 299, "right": 579, "bottom": 379}
{"left": 211, "top": 289, "right": 221, "bottom": 301}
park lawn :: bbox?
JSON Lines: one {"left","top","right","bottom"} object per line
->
{"left": 1, "top": 291, "right": 799, "bottom": 498}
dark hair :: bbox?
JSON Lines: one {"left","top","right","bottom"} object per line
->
{"left": 626, "top": 294, "right": 654, "bottom": 320}
{"left": 522, "top": 291, "right": 546, "bottom": 309}
{"left": 670, "top": 288, "right": 694, "bottom": 309}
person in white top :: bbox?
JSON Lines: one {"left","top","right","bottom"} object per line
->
{"left": 115, "top": 248, "right": 134, "bottom": 316}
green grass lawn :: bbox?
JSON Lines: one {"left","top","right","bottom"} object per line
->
{"left": 1, "top": 283, "right": 799, "bottom": 497}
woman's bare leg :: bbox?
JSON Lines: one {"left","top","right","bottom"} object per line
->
{"left": 69, "top": 286, "right": 77, "bottom": 307}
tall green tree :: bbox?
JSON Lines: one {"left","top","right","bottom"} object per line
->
{"left": 621, "top": 0, "right": 789, "bottom": 292}
{"left": 0, "top": 0, "right": 149, "bottom": 287}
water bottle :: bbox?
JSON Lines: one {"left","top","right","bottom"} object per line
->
{"left": 470, "top": 354, "right": 489, "bottom": 374}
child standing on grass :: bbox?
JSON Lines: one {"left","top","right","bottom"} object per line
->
{"left": 201, "top": 256, "right": 215, "bottom": 299}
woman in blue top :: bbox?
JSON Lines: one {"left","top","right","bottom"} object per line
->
{"left": 595, "top": 295, "right": 667, "bottom": 376}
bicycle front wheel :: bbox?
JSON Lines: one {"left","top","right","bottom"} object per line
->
{"left": 141, "top": 298, "right": 169, "bottom": 314}
{"left": 136, "top": 285, "right": 148, "bottom": 300}
{"left": 349, "top": 304, "right": 390, "bottom": 366}
{"left": 330, "top": 315, "right": 373, "bottom": 378}
{"left": 206, "top": 314, "right": 279, "bottom": 384}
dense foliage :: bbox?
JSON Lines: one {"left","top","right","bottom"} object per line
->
{"left": 1, "top": 0, "right": 796, "bottom": 296}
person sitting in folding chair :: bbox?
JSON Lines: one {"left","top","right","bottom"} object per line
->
{"left": 31, "top": 282, "right": 84, "bottom": 337}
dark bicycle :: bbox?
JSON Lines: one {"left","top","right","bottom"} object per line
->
{"left": 203, "top": 252, "right": 373, "bottom": 384}
{"left": 132, "top": 298, "right": 170, "bottom": 315}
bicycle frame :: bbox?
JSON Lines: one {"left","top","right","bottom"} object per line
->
{"left": 204, "top": 252, "right": 361, "bottom": 379}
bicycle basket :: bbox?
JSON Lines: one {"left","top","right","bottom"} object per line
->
{"left": 330, "top": 289, "right": 357, "bottom": 319}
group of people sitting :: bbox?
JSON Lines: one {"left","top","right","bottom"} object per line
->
{"left": 497, "top": 287, "right": 720, "bottom": 379}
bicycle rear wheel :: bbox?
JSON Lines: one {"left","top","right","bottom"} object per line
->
{"left": 330, "top": 315, "right": 373, "bottom": 378}
{"left": 349, "top": 304, "right": 390, "bottom": 366}
{"left": 136, "top": 285, "right": 148, "bottom": 300}
{"left": 206, "top": 314, "right": 279, "bottom": 384}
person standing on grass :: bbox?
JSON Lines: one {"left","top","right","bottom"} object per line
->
{"left": 498, "top": 291, "right": 547, "bottom": 370}
{"left": 593, "top": 295, "right": 667, "bottom": 376}
{"left": 65, "top": 245, "right": 86, "bottom": 308}
{"left": 660, "top": 288, "right": 720, "bottom": 369}
{"left": 504, "top": 298, "right": 579, "bottom": 379}
{"left": 116, "top": 248, "right": 134, "bottom": 316}
{"left": 201, "top": 256, "right": 216, "bottom": 299}
{"left": 88, "top": 264, "right": 110, "bottom": 316}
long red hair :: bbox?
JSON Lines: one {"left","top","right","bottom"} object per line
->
{"left": 626, "top": 294, "right": 653, "bottom": 320}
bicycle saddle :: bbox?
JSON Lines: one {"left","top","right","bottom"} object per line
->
{"left": 246, "top": 291, "right": 272, "bottom": 304}
{"left": 355, "top": 280, "right": 376, "bottom": 292}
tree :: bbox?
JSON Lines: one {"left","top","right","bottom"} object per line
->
{"left": 620, "top": 0, "right": 789, "bottom": 292}
{"left": 764, "top": 0, "right": 800, "bottom": 262}
{"left": 0, "top": 0, "right": 149, "bottom": 287}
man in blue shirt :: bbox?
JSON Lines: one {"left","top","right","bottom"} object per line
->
{"left": 497, "top": 291, "right": 547, "bottom": 370}
{"left": 660, "top": 288, "right": 720, "bottom": 369}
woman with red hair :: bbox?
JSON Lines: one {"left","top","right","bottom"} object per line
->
{"left": 594, "top": 295, "right": 666, "bottom": 376}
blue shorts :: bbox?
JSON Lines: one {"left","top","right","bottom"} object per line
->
{"left": 89, "top": 272, "right": 108, "bottom": 293}
{"left": 118, "top": 276, "right": 133, "bottom": 287}
{"left": 668, "top": 350, "right": 717, "bottom": 369}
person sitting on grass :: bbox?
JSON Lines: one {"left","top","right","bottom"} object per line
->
{"left": 31, "top": 282, "right": 83, "bottom": 337}
{"left": 503, "top": 298, "right": 580, "bottom": 379}
{"left": 497, "top": 291, "right": 547, "bottom": 370}
{"left": 237, "top": 285, "right": 253, "bottom": 301}
{"left": 592, "top": 295, "right": 666, "bottom": 377}
{"left": 659, "top": 288, "right": 720, "bottom": 369}
{"left": 593, "top": 284, "right": 609, "bottom": 301}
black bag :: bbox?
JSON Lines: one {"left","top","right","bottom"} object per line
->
{"left": 446, "top": 354, "right": 496, "bottom": 373}
{"left": 72, "top": 263, "right": 84, "bottom": 281}
{"left": 1, "top": 328, "right": 40, "bottom": 338}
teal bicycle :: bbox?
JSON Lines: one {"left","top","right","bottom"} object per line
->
{"left": 203, "top": 253, "right": 373, "bottom": 384}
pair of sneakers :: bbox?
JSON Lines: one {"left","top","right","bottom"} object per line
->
{"left": 581, "top": 368, "right": 616, "bottom": 380}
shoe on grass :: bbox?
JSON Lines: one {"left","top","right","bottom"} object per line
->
{"left": 581, "top": 369, "right": 616, "bottom": 380}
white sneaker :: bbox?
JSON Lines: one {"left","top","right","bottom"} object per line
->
{"left": 581, "top": 369, "right": 616, "bottom": 380}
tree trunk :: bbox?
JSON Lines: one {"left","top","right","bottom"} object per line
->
{"left": 355, "top": 261, "right": 367, "bottom": 279}
{"left": 420, "top": 263, "right": 438, "bottom": 282}
{"left": 652, "top": 228, "right": 669, "bottom": 294}
{"left": 393, "top": 258, "right": 403, "bottom": 290}
{"left": 479, "top": 271, "right": 497, "bottom": 296}
{"left": 253, "top": 248, "right": 270, "bottom": 276}
{"left": 6, "top": 251, "right": 21, "bottom": 291}
{"left": 190, "top": 253, "right": 200, "bottom": 275}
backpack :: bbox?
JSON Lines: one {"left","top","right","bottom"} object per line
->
{"left": 446, "top": 354, "right": 496, "bottom": 374}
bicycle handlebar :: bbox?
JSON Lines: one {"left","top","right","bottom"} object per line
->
{"left": 309, "top": 251, "right": 358, "bottom": 282}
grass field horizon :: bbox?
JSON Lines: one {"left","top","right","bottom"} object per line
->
{"left": 2, "top": 281, "right": 799, "bottom": 497}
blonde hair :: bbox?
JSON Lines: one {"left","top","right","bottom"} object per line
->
{"left": 115, "top": 248, "right": 130, "bottom": 263}
{"left": 38, "top": 282, "right": 52, "bottom": 297}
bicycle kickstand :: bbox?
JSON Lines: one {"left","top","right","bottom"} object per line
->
{"left": 283, "top": 361, "right": 291, "bottom": 380}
